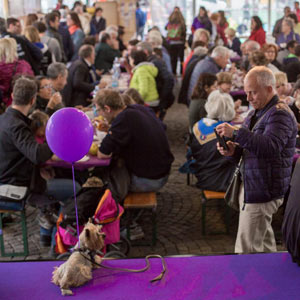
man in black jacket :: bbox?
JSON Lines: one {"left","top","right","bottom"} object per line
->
{"left": 62, "top": 45, "right": 106, "bottom": 107}
{"left": 0, "top": 77, "right": 80, "bottom": 252}
{"left": 0, "top": 78, "right": 52, "bottom": 187}
{"left": 0, "top": 17, "right": 43, "bottom": 75}
{"left": 137, "top": 41, "right": 175, "bottom": 120}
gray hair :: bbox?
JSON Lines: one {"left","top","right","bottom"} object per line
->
{"left": 283, "top": 17, "right": 294, "bottom": 29}
{"left": 245, "top": 40, "right": 261, "bottom": 52}
{"left": 205, "top": 90, "right": 235, "bottom": 121}
{"left": 137, "top": 41, "right": 153, "bottom": 55}
{"left": 245, "top": 66, "right": 276, "bottom": 89}
{"left": 193, "top": 46, "right": 208, "bottom": 57}
{"left": 211, "top": 46, "right": 230, "bottom": 58}
{"left": 47, "top": 62, "right": 67, "bottom": 79}
{"left": 13, "top": 77, "right": 37, "bottom": 106}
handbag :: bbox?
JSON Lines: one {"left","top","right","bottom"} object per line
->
{"left": 224, "top": 156, "right": 243, "bottom": 211}
{"left": 224, "top": 98, "right": 285, "bottom": 211}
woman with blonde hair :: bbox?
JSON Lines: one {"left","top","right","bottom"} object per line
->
{"left": 0, "top": 38, "right": 33, "bottom": 106}
{"left": 165, "top": 8, "right": 186, "bottom": 75}
{"left": 23, "top": 26, "right": 53, "bottom": 75}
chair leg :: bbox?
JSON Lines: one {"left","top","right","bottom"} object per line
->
{"left": 187, "top": 173, "right": 190, "bottom": 185}
{"left": 0, "top": 213, "right": 5, "bottom": 256}
{"left": 225, "top": 206, "right": 230, "bottom": 234}
{"left": 202, "top": 198, "right": 206, "bottom": 235}
{"left": 21, "top": 210, "right": 29, "bottom": 256}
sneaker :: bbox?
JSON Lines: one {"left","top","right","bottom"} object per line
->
{"left": 129, "top": 226, "right": 145, "bottom": 240}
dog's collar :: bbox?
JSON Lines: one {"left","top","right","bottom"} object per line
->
{"left": 73, "top": 247, "right": 104, "bottom": 264}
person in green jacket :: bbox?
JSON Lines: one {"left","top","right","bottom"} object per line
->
{"left": 95, "top": 32, "right": 121, "bottom": 73}
{"left": 129, "top": 50, "right": 159, "bottom": 109}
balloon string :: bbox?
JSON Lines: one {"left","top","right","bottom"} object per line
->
{"left": 71, "top": 163, "right": 80, "bottom": 248}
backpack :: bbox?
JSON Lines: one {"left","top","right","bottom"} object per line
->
{"left": 167, "top": 23, "right": 182, "bottom": 41}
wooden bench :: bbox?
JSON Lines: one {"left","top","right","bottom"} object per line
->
{"left": 124, "top": 192, "right": 157, "bottom": 246}
{"left": 0, "top": 208, "right": 28, "bottom": 257}
{"left": 201, "top": 190, "right": 230, "bottom": 235}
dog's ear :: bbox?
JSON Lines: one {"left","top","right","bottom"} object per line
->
{"left": 85, "top": 229, "right": 90, "bottom": 239}
{"left": 88, "top": 218, "right": 93, "bottom": 224}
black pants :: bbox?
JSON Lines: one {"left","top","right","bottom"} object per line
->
{"left": 168, "top": 43, "right": 185, "bottom": 75}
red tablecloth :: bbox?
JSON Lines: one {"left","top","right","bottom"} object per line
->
{"left": 45, "top": 155, "right": 110, "bottom": 171}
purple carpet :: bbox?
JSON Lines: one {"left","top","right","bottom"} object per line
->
{"left": 1, "top": 253, "right": 299, "bottom": 299}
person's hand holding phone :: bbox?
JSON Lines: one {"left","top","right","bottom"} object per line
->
{"left": 216, "top": 141, "right": 236, "bottom": 156}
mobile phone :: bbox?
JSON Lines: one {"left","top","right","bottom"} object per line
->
{"left": 214, "top": 128, "right": 229, "bottom": 151}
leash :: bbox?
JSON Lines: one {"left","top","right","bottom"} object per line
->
{"left": 76, "top": 250, "right": 167, "bottom": 283}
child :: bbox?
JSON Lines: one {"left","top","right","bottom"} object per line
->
{"left": 275, "top": 72, "right": 292, "bottom": 102}
{"left": 29, "top": 110, "right": 49, "bottom": 144}
{"left": 217, "top": 72, "right": 232, "bottom": 94}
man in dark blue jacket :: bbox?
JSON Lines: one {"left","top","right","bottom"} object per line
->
{"left": 216, "top": 66, "right": 297, "bottom": 253}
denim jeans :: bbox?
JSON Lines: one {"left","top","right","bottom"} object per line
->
{"left": 129, "top": 174, "right": 169, "bottom": 193}
{"left": 40, "top": 178, "right": 81, "bottom": 245}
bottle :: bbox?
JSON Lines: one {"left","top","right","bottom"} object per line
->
{"left": 92, "top": 85, "right": 99, "bottom": 98}
{"left": 111, "top": 57, "right": 120, "bottom": 88}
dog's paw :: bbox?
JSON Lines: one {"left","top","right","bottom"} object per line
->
{"left": 61, "top": 288, "right": 73, "bottom": 296}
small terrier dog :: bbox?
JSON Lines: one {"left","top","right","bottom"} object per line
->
{"left": 52, "top": 219, "right": 106, "bottom": 296}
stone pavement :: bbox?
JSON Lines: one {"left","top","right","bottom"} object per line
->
{"left": 0, "top": 102, "right": 285, "bottom": 261}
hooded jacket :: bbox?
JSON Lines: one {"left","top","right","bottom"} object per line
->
{"left": 129, "top": 62, "right": 159, "bottom": 103}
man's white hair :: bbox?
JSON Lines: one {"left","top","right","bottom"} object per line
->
{"left": 211, "top": 46, "right": 230, "bottom": 58}
{"left": 205, "top": 90, "right": 236, "bottom": 121}
{"left": 245, "top": 66, "right": 276, "bottom": 89}
{"left": 245, "top": 40, "right": 261, "bottom": 52}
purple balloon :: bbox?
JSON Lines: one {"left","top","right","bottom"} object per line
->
{"left": 46, "top": 108, "right": 94, "bottom": 163}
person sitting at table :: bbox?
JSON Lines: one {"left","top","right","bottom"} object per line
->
{"left": 35, "top": 75, "right": 63, "bottom": 116}
{"left": 62, "top": 44, "right": 106, "bottom": 107}
{"left": 47, "top": 62, "right": 68, "bottom": 103}
{"left": 0, "top": 77, "right": 80, "bottom": 257}
{"left": 217, "top": 72, "right": 233, "bottom": 94}
{"left": 240, "top": 40, "right": 260, "bottom": 71}
{"left": 188, "top": 46, "right": 231, "bottom": 102}
{"left": 129, "top": 50, "right": 160, "bottom": 111}
{"left": 29, "top": 110, "right": 49, "bottom": 144}
{"left": 189, "top": 73, "right": 218, "bottom": 130}
{"left": 124, "top": 88, "right": 145, "bottom": 105}
{"left": 283, "top": 44, "right": 300, "bottom": 82}
{"left": 95, "top": 32, "right": 121, "bottom": 74}
{"left": 275, "top": 72, "right": 291, "bottom": 101}
{"left": 225, "top": 27, "right": 241, "bottom": 56}
{"left": 276, "top": 18, "right": 300, "bottom": 49}
{"left": 189, "top": 90, "right": 236, "bottom": 191}
{"left": 249, "top": 50, "right": 280, "bottom": 74}
{"left": 262, "top": 43, "right": 282, "bottom": 70}
{"left": 137, "top": 41, "right": 175, "bottom": 119}
{"left": 94, "top": 89, "right": 174, "bottom": 193}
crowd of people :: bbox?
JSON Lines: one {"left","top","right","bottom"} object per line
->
{"left": 0, "top": 0, "right": 300, "bottom": 260}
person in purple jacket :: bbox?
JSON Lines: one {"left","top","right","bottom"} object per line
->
{"left": 216, "top": 66, "right": 297, "bottom": 254}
